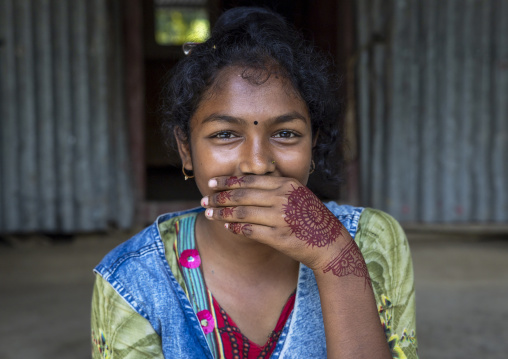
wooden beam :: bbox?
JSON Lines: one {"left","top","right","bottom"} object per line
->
{"left": 124, "top": 0, "right": 146, "bottom": 225}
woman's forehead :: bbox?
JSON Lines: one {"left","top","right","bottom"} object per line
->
{"left": 210, "top": 65, "right": 301, "bottom": 100}
{"left": 192, "top": 68, "right": 310, "bottom": 125}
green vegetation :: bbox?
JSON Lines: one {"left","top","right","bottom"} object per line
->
{"left": 155, "top": 7, "right": 210, "bottom": 45}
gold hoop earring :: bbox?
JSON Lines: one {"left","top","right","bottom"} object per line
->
{"left": 309, "top": 160, "right": 316, "bottom": 175}
{"left": 182, "top": 166, "right": 194, "bottom": 180}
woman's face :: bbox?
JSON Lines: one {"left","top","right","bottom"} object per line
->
{"left": 176, "top": 67, "right": 314, "bottom": 197}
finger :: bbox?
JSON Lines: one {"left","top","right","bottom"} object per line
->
{"left": 223, "top": 222, "right": 307, "bottom": 253}
{"left": 224, "top": 222, "right": 257, "bottom": 236}
{"left": 204, "top": 206, "right": 278, "bottom": 226}
{"left": 224, "top": 223, "right": 280, "bottom": 246}
{"left": 208, "top": 175, "right": 287, "bottom": 191}
{"left": 204, "top": 188, "right": 280, "bottom": 208}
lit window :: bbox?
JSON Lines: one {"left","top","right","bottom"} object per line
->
{"left": 154, "top": 0, "right": 210, "bottom": 46}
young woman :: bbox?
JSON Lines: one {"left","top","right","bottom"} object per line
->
{"left": 91, "top": 7, "right": 417, "bottom": 359}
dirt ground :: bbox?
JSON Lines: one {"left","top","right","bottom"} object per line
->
{"left": 1, "top": 230, "right": 507, "bottom": 359}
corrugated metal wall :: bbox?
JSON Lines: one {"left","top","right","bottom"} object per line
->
{"left": 356, "top": 0, "right": 508, "bottom": 223}
{"left": 0, "top": 0, "right": 134, "bottom": 233}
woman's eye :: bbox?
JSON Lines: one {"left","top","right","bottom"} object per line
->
{"left": 273, "top": 130, "right": 298, "bottom": 138}
{"left": 213, "top": 131, "right": 237, "bottom": 139}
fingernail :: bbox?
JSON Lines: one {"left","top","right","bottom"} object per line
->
{"left": 205, "top": 208, "right": 213, "bottom": 218}
{"left": 201, "top": 196, "right": 208, "bottom": 207}
{"left": 208, "top": 179, "right": 217, "bottom": 188}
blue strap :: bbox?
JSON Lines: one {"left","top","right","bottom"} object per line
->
{"left": 176, "top": 214, "right": 221, "bottom": 358}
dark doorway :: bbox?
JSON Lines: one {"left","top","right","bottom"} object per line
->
{"left": 142, "top": 0, "right": 212, "bottom": 202}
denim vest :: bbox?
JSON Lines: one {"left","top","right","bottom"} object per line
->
{"left": 94, "top": 202, "right": 363, "bottom": 358}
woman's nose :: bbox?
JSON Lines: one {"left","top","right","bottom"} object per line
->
{"left": 238, "top": 138, "right": 275, "bottom": 175}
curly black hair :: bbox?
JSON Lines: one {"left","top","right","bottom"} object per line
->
{"left": 162, "top": 6, "right": 344, "bottom": 182}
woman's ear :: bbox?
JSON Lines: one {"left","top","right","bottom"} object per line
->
{"left": 174, "top": 127, "right": 193, "bottom": 171}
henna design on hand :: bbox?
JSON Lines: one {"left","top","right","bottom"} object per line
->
{"left": 217, "top": 191, "right": 232, "bottom": 204}
{"left": 323, "top": 240, "right": 372, "bottom": 289}
{"left": 229, "top": 223, "right": 252, "bottom": 236}
{"left": 282, "top": 185, "right": 343, "bottom": 247}
{"left": 219, "top": 207, "right": 235, "bottom": 218}
{"left": 225, "top": 176, "right": 246, "bottom": 187}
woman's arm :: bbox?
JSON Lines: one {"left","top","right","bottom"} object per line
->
{"left": 91, "top": 275, "right": 164, "bottom": 359}
{"left": 356, "top": 208, "right": 419, "bottom": 359}
{"left": 313, "top": 232, "right": 392, "bottom": 358}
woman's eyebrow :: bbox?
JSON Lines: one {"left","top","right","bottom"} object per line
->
{"left": 201, "top": 114, "right": 244, "bottom": 125}
{"left": 270, "top": 112, "right": 308, "bottom": 125}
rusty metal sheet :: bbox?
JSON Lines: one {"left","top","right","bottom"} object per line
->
{"left": 356, "top": 0, "right": 508, "bottom": 223}
{"left": 0, "top": 0, "right": 134, "bottom": 233}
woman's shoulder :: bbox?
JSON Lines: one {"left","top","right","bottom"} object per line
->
{"left": 93, "top": 210, "right": 202, "bottom": 331}
{"left": 324, "top": 202, "right": 364, "bottom": 238}
{"left": 324, "top": 202, "right": 409, "bottom": 252}
{"left": 356, "top": 207, "right": 409, "bottom": 250}
{"left": 354, "top": 207, "right": 414, "bottom": 302}
{"left": 354, "top": 208, "right": 419, "bottom": 358}
{"left": 95, "top": 224, "right": 160, "bottom": 277}
{"left": 95, "top": 207, "right": 203, "bottom": 277}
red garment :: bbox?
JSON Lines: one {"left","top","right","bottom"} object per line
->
{"left": 212, "top": 293, "right": 296, "bottom": 359}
